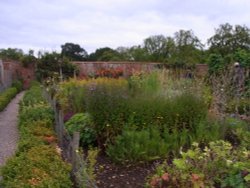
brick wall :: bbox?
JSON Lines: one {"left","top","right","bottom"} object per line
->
{"left": 72, "top": 61, "right": 208, "bottom": 78}
{"left": 0, "top": 59, "right": 35, "bottom": 90}
{"left": 72, "top": 61, "right": 162, "bottom": 78}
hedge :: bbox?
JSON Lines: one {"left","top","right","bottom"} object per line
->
{"left": 0, "top": 84, "right": 72, "bottom": 188}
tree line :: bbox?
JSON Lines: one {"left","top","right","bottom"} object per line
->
{"left": 1, "top": 23, "right": 250, "bottom": 78}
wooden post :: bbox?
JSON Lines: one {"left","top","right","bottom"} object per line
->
{"left": 72, "top": 132, "right": 80, "bottom": 173}
{"left": 58, "top": 110, "right": 64, "bottom": 147}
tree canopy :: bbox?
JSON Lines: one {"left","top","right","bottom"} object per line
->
{"left": 61, "top": 42, "right": 88, "bottom": 61}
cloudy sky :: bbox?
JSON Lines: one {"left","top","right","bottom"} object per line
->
{"left": 0, "top": 0, "right": 250, "bottom": 54}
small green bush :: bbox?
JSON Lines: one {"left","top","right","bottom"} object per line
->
{"left": 12, "top": 80, "right": 23, "bottom": 92}
{"left": 0, "top": 87, "right": 18, "bottom": 111}
{"left": 226, "top": 98, "right": 250, "bottom": 115}
{"left": 65, "top": 113, "right": 96, "bottom": 146}
{"left": 21, "top": 85, "right": 45, "bottom": 106}
{"left": 106, "top": 127, "right": 169, "bottom": 163}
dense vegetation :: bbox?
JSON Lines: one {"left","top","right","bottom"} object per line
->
{"left": 0, "top": 80, "right": 22, "bottom": 111}
{"left": 0, "top": 22, "right": 249, "bottom": 187}
{"left": 0, "top": 83, "right": 72, "bottom": 188}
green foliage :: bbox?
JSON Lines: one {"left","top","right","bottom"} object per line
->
{"left": 107, "top": 117, "right": 224, "bottom": 163}
{"left": 61, "top": 42, "right": 88, "bottom": 61}
{"left": 65, "top": 113, "right": 96, "bottom": 146}
{"left": 75, "top": 148, "right": 99, "bottom": 188}
{"left": 0, "top": 87, "right": 18, "bottom": 111}
{"left": 36, "top": 52, "right": 77, "bottom": 80}
{"left": 0, "top": 84, "right": 72, "bottom": 188}
{"left": 208, "top": 23, "right": 250, "bottom": 57}
{"left": 19, "top": 102, "right": 53, "bottom": 124}
{"left": 147, "top": 140, "right": 250, "bottom": 188}
{"left": 21, "top": 52, "right": 37, "bottom": 68}
{"left": 222, "top": 117, "right": 250, "bottom": 148}
{"left": 11, "top": 80, "right": 23, "bottom": 92}
{"left": 226, "top": 98, "right": 250, "bottom": 115}
{"left": 88, "top": 47, "right": 122, "bottom": 61}
{"left": 20, "top": 83, "right": 45, "bottom": 106}
{"left": 128, "top": 71, "right": 160, "bottom": 95}
{"left": 1, "top": 145, "right": 72, "bottom": 188}
{"left": 207, "top": 53, "right": 226, "bottom": 73}
{"left": 0, "top": 48, "right": 24, "bottom": 61}
{"left": 106, "top": 127, "right": 169, "bottom": 163}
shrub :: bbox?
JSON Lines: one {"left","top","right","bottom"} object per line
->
{"left": 65, "top": 113, "right": 96, "bottom": 146}
{"left": 147, "top": 141, "right": 250, "bottom": 188}
{"left": 1, "top": 145, "right": 72, "bottom": 188}
{"left": 0, "top": 87, "right": 18, "bottom": 111}
{"left": 11, "top": 80, "right": 23, "bottom": 92}
{"left": 226, "top": 98, "right": 250, "bottom": 115}
{"left": 21, "top": 85, "right": 45, "bottom": 106}
{"left": 106, "top": 127, "right": 169, "bottom": 163}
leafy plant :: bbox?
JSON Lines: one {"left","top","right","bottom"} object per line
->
{"left": 75, "top": 147, "right": 99, "bottom": 188}
{"left": 65, "top": 113, "right": 96, "bottom": 146}
{"left": 106, "top": 127, "right": 169, "bottom": 163}
{"left": 0, "top": 87, "right": 18, "bottom": 111}
{"left": 147, "top": 140, "right": 250, "bottom": 188}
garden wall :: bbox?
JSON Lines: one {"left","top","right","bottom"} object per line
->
{"left": 72, "top": 61, "right": 208, "bottom": 78}
{"left": 72, "top": 61, "right": 162, "bottom": 78}
{"left": 0, "top": 59, "right": 35, "bottom": 91}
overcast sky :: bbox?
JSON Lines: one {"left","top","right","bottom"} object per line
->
{"left": 0, "top": 0, "right": 250, "bottom": 54}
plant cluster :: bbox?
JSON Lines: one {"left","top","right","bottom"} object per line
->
{"left": 65, "top": 113, "right": 96, "bottom": 146}
{"left": 0, "top": 80, "right": 23, "bottom": 111}
{"left": 54, "top": 71, "right": 219, "bottom": 164}
{"left": 0, "top": 84, "right": 72, "bottom": 188}
{"left": 147, "top": 140, "right": 250, "bottom": 188}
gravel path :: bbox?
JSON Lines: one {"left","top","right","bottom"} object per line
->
{"left": 0, "top": 91, "right": 24, "bottom": 167}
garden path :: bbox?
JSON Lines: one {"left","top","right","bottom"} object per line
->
{"left": 0, "top": 92, "right": 24, "bottom": 181}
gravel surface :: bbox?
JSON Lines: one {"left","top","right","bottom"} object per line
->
{"left": 0, "top": 92, "right": 24, "bottom": 167}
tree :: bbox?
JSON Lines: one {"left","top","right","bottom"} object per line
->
{"left": 169, "top": 30, "right": 203, "bottom": 66}
{"left": 88, "top": 47, "right": 122, "bottom": 61}
{"left": 208, "top": 23, "right": 250, "bottom": 56}
{"left": 36, "top": 52, "right": 77, "bottom": 80}
{"left": 61, "top": 43, "right": 88, "bottom": 61}
{"left": 143, "top": 35, "right": 169, "bottom": 62}
{"left": 0, "top": 48, "right": 24, "bottom": 61}
{"left": 21, "top": 49, "right": 37, "bottom": 68}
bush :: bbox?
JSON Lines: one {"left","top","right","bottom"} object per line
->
{"left": 65, "top": 113, "right": 96, "bottom": 146}
{"left": 21, "top": 84, "right": 45, "bottom": 106}
{"left": 0, "top": 87, "right": 18, "bottom": 111}
{"left": 226, "top": 98, "right": 250, "bottom": 115}
{"left": 1, "top": 145, "right": 72, "bottom": 188}
{"left": 147, "top": 140, "right": 250, "bottom": 188}
{"left": 0, "top": 84, "right": 72, "bottom": 187}
{"left": 106, "top": 127, "right": 169, "bottom": 163}
{"left": 12, "top": 80, "right": 23, "bottom": 92}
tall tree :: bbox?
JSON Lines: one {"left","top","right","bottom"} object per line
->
{"left": 37, "top": 52, "right": 77, "bottom": 80}
{"left": 208, "top": 23, "right": 250, "bottom": 56}
{"left": 61, "top": 42, "right": 88, "bottom": 61}
{"left": 143, "top": 35, "right": 168, "bottom": 62}
{"left": 169, "top": 30, "right": 203, "bottom": 66}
